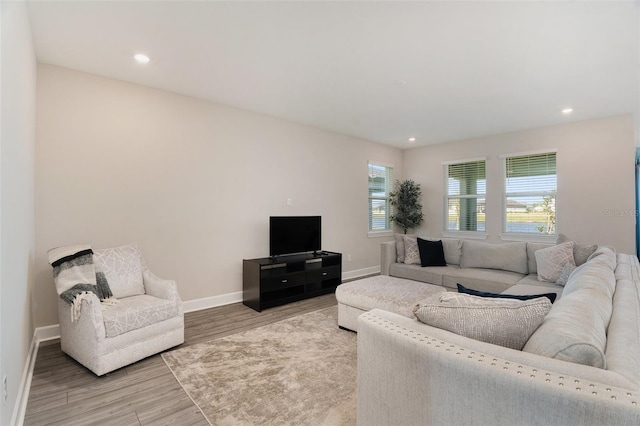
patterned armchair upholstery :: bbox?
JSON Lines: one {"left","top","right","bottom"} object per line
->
{"left": 52, "top": 244, "right": 184, "bottom": 376}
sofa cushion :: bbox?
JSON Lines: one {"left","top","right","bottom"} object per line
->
{"left": 523, "top": 255, "right": 615, "bottom": 368}
{"left": 389, "top": 263, "right": 452, "bottom": 286}
{"left": 417, "top": 238, "right": 447, "bottom": 267}
{"left": 535, "top": 241, "right": 576, "bottom": 283}
{"left": 102, "top": 294, "right": 178, "bottom": 338}
{"left": 506, "top": 278, "right": 564, "bottom": 300}
{"left": 460, "top": 240, "right": 528, "bottom": 274}
{"left": 403, "top": 235, "right": 421, "bottom": 265}
{"left": 457, "top": 283, "right": 556, "bottom": 303}
{"left": 413, "top": 292, "right": 551, "bottom": 350}
{"left": 93, "top": 244, "right": 145, "bottom": 298}
{"left": 442, "top": 267, "right": 524, "bottom": 293}
{"left": 557, "top": 233, "right": 597, "bottom": 266}
{"left": 585, "top": 246, "right": 617, "bottom": 272}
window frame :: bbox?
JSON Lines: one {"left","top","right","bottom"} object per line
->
{"left": 442, "top": 157, "right": 487, "bottom": 239}
{"left": 500, "top": 149, "right": 558, "bottom": 242}
{"left": 368, "top": 161, "right": 394, "bottom": 237}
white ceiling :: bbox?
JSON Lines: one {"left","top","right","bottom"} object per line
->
{"left": 26, "top": 1, "right": 639, "bottom": 148}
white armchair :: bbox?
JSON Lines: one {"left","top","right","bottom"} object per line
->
{"left": 52, "top": 244, "right": 184, "bottom": 376}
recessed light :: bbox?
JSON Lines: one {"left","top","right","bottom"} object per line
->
{"left": 561, "top": 108, "right": 573, "bottom": 114}
{"left": 134, "top": 54, "right": 150, "bottom": 64}
{"left": 408, "top": 137, "right": 416, "bottom": 142}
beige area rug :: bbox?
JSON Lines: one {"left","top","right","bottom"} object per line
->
{"left": 162, "top": 306, "right": 357, "bottom": 425}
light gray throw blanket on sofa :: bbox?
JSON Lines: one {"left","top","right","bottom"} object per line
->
{"left": 48, "top": 244, "right": 113, "bottom": 321}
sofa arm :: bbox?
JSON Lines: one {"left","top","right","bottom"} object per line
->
{"left": 357, "top": 309, "right": 640, "bottom": 426}
{"left": 381, "top": 241, "right": 397, "bottom": 276}
{"left": 142, "top": 268, "right": 183, "bottom": 316}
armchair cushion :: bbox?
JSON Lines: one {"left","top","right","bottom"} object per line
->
{"left": 94, "top": 244, "right": 145, "bottom": 298}
{"left": 102, "top": 294, "right": 179, "bottom": 338}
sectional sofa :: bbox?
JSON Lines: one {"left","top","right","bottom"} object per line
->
{"left": 348, "top": 236, "right": 640, "bottom": 425}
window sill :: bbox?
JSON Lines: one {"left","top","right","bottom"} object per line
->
{"left": 499, "top": 233, "right": 557, "bottom": 243}
{"left": 368, "top": 230, "right": 394, "bottom": 238}
{"left": 441, "top": 231, "right": 488, "bottom": 240}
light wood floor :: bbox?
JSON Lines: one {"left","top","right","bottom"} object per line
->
{"left": 24, "top": 293, "right": 338, "bottom": 426}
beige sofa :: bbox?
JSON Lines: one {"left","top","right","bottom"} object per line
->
{"left": 356, "top": 242, "right": 640, "bottom": 425}
{"left": 381, "top": 237, "right": 565, "bottom": 296}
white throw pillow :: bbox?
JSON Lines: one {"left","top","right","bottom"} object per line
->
{"left": 403, "top": 235, "right": 421, "bottom": 265}
{"left": 413, "top": 293, "right": 551, "bottom": 350}
{"left": 535, "top": 241, "right": 576, "bottom": 283}
{"left": 93, "top": 244, "right": 145, "bottom": 298}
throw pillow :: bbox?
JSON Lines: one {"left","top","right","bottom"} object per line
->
{"left": 556, "top": 264, "right": 577, "bottom": 286}
{"left": 457, "top": 283, "right": 556, "bottom": 303}
{"left": 93, "top": 244, "right": 145, "bottom": 298}
{"left": 556, "top": 234, "right": 597, "bottom": 266}
{"left": 417, "top": 238, "right": 447, "bottom": 267}
{"left": 403, "top": 235, "right": 421, "bottom": 265}
{"left": 535, "top": 241, "right": 576, "bottom": 283}
{"left": 413, "top": 292, "right": 552, "bottom": 350}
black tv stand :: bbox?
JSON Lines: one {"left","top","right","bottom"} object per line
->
{"left": 243, "top": 251, "right": 342, "bottom": 312}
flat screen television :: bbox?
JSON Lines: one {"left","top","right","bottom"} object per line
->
{"left": 270, "top": 216, "right": 321, "bottom": 257}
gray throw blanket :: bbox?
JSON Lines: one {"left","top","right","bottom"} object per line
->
{"left": 48, "top": 244, "right": 114, "bottom": 321}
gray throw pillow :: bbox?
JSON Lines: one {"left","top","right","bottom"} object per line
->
{"left": 413, "top": 293, "right": 551, "bottom": 350}
{"left": 535, "top": 241, "right": 576, "bottom": 283}
{"left": 556, "top": 234, "right": 597, "bottom": 266}
{"left": 394, "top": 233, "right": 406, "bottom": 263}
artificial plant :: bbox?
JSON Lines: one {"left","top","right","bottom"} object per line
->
{"left": 389, "top": 179, "right": 424, "bottom": 234}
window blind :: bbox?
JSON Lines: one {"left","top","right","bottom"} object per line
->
{"left": 445, "top": 160, "right": 486, "bottom": 232}
{"left": 504, "top": 152, "right": 557, "bottom": 234}
{"left": 368, "top": 163, "right": 393, "bottom": 232}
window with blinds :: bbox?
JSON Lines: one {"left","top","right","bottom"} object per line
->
{"left": 445, "top": 159, "right": 486, "bottom": 232}
{"left": 504, "top": 152, "right": 557, "bottom": 234}
{"left": 368, "top": 162, "right": 393, "bottom": 232}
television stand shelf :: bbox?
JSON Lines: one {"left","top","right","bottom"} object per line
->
{"left": 242, "top": 251, "right": 342, "bottom": 312}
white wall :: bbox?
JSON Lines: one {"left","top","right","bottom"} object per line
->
{"left": 403, "top": 115, "right": 636, "bottom": 253}
{"left": 34, "top": 64, "right": 403, "bottom": 328}
{"left": 0, "top": 1, "right": 37, "bottom": 424}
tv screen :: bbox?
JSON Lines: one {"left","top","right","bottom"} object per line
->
{"left": 270, "top": 216, "right": 321, "bottom": 256}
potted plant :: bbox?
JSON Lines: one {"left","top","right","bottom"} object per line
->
{"left": 389, "top": 179, "right": 424, "bottom": 234}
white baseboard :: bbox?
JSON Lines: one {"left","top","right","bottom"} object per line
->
{"left": 182, "top": 291, "right": 244, "bottom": 313}
{"left": 343, "top": 265, "right": 380, "bottom": 281}
{"left": 10, "top": 332, "right": 39, "bottom": 426}
{"left": 12, "top": 264, "right": 380, "bottom": 425}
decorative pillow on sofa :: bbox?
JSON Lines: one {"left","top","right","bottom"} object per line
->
{"left": 417, "top": 238, "right": 447, "bottom": 267}
{"left": 535, "top": 241, "right": 576, "bottom": 283}
{"left": 556, "top": 234, "right": 597, "bottom": 266}
{"left": 457, "top": 284, "right": 556, "bottom": 303}
{"left": 403, "top": 235, "right": 421, "bottom": 265}
{"left": 413, "top": 292, "right": 551, "bottom": 350}
{"left": 556, "top": 264, "right": 577, "bottom": 286}
{"left": 93, "top": 244, "right": 145, "bottom": 298}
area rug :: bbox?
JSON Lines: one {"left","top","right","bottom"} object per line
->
{"left": 162, "top": 306, "right": 357, "bottom": 425}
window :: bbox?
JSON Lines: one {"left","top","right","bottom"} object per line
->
{"left": 445, "top": 159, "right": 486, "bottom": 232}
{"left": 368, "top": 162, "right": 393, "bottom": 232}
{"left": 503, "top": 152, "right": 557, "bottom": 235}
